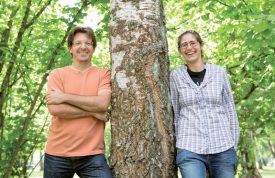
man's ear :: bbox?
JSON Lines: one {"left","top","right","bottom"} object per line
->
{"left": 68, "top": 47, "right": 73, "bottom": 56}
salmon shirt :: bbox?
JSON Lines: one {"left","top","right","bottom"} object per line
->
{"left": 45, "top": 66, "right": 111, "bottom": 156}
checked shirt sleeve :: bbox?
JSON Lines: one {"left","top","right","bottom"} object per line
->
{"left": 170, "top": 72, "right": 180, "bottom": 136}
{"left": 222, "top": 68, "right": 240, "bottom": 150}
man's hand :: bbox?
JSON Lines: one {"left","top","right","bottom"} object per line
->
{"left": 46, "top": 90, "right": 65, "bottom": 105}
{"left": 92, "top": 112, "right": 110, "bottom": 122}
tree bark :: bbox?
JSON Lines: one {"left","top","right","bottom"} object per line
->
{"left": 240, "top": 130, "right": 262, "bottom": 178}
{"left": 110, "top": 0, "right": 177, "bottom": 177}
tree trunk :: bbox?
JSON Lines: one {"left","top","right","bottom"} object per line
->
{"left": 240, "top": 150, "right": 262, "bottom": 178}
{"left": 110, "top": 0, "right": 177, "bottom": 177}
{"left": 268, "top": 141, "right": 275, "bottom": 159}
{"left": 2, "top": 1, "right": 89, "bottom": 177}
{"left": 0, "top": 4, "right": 19, "bottom": 75}
{"left": 258, "top": 159, "right": 263, "bottom": 170}
{"left": 40, "top": 151, "right": 44, "bottom": 171}
{"left": 240, "top": 130, "right": 262, "bottom": 178}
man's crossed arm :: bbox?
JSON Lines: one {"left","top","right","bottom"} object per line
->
{"left": 46, "top": 90, "right": 111, "bottom": 122}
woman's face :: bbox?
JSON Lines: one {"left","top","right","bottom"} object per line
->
{"left": 179, "top": 33, "right": 202, "bottom": 64}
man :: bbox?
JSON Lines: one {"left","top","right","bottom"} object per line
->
{"left": 44, "top": 26, "right": 113, "bottom": 178}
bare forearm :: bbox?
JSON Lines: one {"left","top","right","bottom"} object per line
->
{"left": 46, "top": 90, "right": 111, "bottom": 113}
{"left": 63, "top": 92, "right": 110, "bottom": 112}
{"left": 48, "top": 104, "right": 108, "bottom": 121}
{"left": 48, "top": 104, "right": 92, "bottom": 119}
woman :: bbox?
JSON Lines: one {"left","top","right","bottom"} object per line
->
{"left": 170, "top": 30, "right": 240, "bottom": 178}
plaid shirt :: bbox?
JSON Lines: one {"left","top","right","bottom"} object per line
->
{"left": 170, "top": 63, "right": 240, "bottom": 154}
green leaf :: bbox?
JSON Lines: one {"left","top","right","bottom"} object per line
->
{"left": 253, "top": 20, "right": 268, "bottom": 32}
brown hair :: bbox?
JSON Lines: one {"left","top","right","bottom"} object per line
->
{"left": 67, "top": 26, "right": 97, "bottom": 49}
{"left": 177, "top": 30, "right": 204, "bottom": 57}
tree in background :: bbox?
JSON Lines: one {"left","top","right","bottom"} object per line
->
{"left": 109, "top": 0, "right": 177, "bottom": 177}
{"left": 0, "top": 0, "right": 274, "bottom": 177}
{"left": 0, "top": 0, "right": 110, "bottom": 177}
{"left": 165, "top": 0, "right": 274, "bottom": 177}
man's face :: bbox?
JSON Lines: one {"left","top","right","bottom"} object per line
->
{"left": 69, "top": 33, "right": 94, "bottom": 63}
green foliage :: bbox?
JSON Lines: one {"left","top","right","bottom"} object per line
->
{"left": 1, "top": 0, "right": 273, "bottom": 177}
{"left": 104, "top": 122, "right": 112, "bottom": 160}
{"left": 165, "top": 0, "right": 274, "bottom": 176}
{"left": 0, "top": 0, "right": 110, "bottom": 177}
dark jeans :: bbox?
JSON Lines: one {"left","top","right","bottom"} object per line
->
{"left": 44, "top": 153, "right": 113, "bottom": 178}
{"left": 176, "top": 147, "right": 237, "bottom": 178}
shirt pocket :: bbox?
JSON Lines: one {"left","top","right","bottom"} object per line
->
{"left": 203, "top": 80, "right": 224, "bottom": 105}
{"left": 177, "top": 83, "right": 198, "bottom": 107}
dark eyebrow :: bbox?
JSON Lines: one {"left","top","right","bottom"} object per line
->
{"left": 181, "top": 40, "right": 196, "bottom": 44}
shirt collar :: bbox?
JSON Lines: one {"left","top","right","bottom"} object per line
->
{"left": 179, "top": 63, "right": 212, "bottom": 87}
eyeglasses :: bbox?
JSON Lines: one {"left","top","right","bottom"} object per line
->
{"left": 180, "top": 41, "right": 198, "bottom": 49}
{"left": 72, "top": 41, "right": 93, "bottom": 47}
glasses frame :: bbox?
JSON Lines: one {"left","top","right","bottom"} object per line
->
{"left": 72, "top": 41, "right": 93, "bottom": 47}
{"left": 180, "top": 41, "right": 198, "bottom": 49}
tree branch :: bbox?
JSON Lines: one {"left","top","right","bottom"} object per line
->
{"left": 217, "top": 0, "right": 231, "bottom": 8}
{"left": 241, "top": 0, "right": 253, "bottom": 13}
{"left": 0, "top": 4, "right": 20, "bottom": 75}
{"left": 25, "top": 0, "right": 53, "bottom": 29}
{"left": 3, "top": 1, "right": 90, "bottom": 177}
{"left": 235, "top": 83, "right": 257, "bottom": 104}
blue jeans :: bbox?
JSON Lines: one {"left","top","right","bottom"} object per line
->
{"left": 176, "top": 147, "right": 237, "bottom": 178}
{"left": 44, "top": 153, "right": 113, "bottom": 178}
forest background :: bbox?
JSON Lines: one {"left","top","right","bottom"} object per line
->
{"left": 0, "top": 0, "right": 274, "bottom": 177}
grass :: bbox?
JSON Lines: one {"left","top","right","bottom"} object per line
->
{"left": 259, "top": 166, "right": 275, "bottom": 178}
